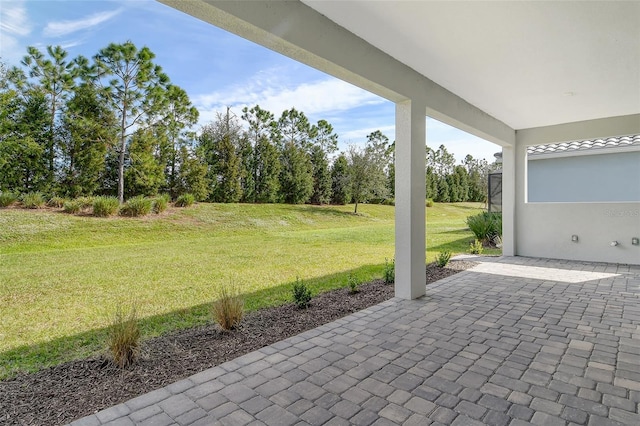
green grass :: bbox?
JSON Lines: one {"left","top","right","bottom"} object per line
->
{"left": 0, "top": 202, "right": 497, "bottom": 378}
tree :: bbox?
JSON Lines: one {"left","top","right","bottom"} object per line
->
{"left": 308, "top": 120, "right": 338, "bottom": 205}
{"left": 241, "top": 105, "right": 277, "bottom": 202}
{"left": 0, "top": 137, "right": 44, "bottom": 192}
{"left": 59, "top": 83, "right": 117, "bottom": 197}
{"left": 347, "top": 144, "right": 388, "bottom": 214}
{"left": 21, "top": 45, "right": 77, "bottom": 187}
{"left": 365, "top": 130, "right": 393, "bottom": 201}
{"left": 93, "top": 41, "right": 170, "bottom": 202}
{"left": 175, "top": 145, "right": 209, "bottom": 200}
{"left": 277, "top": 107, "right": 311, "bottom": 150}
{"left": 124, "top": 129, "right": 165, "bottom": 197}
{"left": 331, "top": 153, "right": 351, "bottom": 205}
{"left": 157, "top": 85, "right": 199, "bottom": 198}
{"left": 198, "top": 110, "right": 244, "bottom": 203}
{"left": 279, "top": 141, "right": 313, "bottom": 204}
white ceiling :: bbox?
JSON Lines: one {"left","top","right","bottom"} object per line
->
{"left": 303, "top": 1, "right": 640, "bottom": 130}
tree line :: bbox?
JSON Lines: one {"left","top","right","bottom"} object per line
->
{"left": 0, "top": 42, "right": 494, "bottom": 211}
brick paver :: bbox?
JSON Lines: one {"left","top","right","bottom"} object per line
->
{"left": 69, "top": 256, "right": 640, "bottom": 425}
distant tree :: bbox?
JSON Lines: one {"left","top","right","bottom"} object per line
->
{"left": 157, "top": 85, "right": 199, "bottom": 198}
{"left": 279, "top": 141, "right": 313, "bottom": 204}
{"left": 347, "top": 143, "right": 388, "bottom": 214}
{"left": 331, "top": 153, "right": 351, "bottom": 205}
{"left": 241, "top": 105, "right": 278, "bottom": 202}
{"left": 252, "top": 136, "right": 281, "bottom": 203}
{"left": 0, "top": 137, "right": 44, "bottom": 192}
{"left": 21, "top": 45, "right": 77, "bottom": 187}
{"left": 308, "top": 120, "right": 338, "bottom": 205}
{"left": 175, "top": 145, "right": 209, "bottom": 201}
{"left": 277, "top": 107, "right": 312, "bottom": 150}
{"left": 124, "top": 129, "right": 164, "bottom": 197}
{"left": 93, "top": 41, "right": 170, "bottom": 202}
{"left": 365, "top": 130, "right": 393, "bottom": 201}
{"left": 59, "top": 83, "right": 117, "bottom": 197}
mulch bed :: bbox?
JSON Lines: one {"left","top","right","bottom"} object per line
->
{"left": 0, "top": 260, "right": 477, "bottom": 426}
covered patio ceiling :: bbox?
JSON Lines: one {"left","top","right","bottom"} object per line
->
{"left": 160, "top": 0, "right": 640, "bottom": 144}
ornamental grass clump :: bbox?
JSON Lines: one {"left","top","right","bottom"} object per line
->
{"left": 436, "top": 249, "right": 452, "bottom": 267}
{"left": 107, "top": 304, "right": 140, "bottom": 368}
{"left": 383, "top": 258, "right": 395, "bottom": 284}
{"left": 175, "top": 193, "right": 195, "bottom": 207}
{"left": 466, "top": 212, "right": 502, "bottom": 246}
{"left": 0, "top": 192, "right": 17, "bottom": 207}
{"left": 469, "top": 239, "right": 484, "bottom": 254}
{"left": 292, "top": 277, "right": 312, "bottom": 309}
{"left": 212, "top": 283, "right": 244, "bottom": 331}
{"left": 63, "top": 200, "right": 81, "bottom": 214}
{"left": 348, "top": 273, "right": 360, "bottom": 294}
{"left": 75, "top": 196, "right": 95, "bottom": 211}
{"left": 152, "top": 195, "right": 169, "bottom": 214}
{"left": 47, "top": 196, "right": 65, "bottom": 208}
{"left": 120, "top": 196, "right": 152, "bottom": 217}
{"left": 21, "top": 192, "right": 45, "bottom": 209}
{"left": 92, "top": 196, "right": 120, "bottom": 217}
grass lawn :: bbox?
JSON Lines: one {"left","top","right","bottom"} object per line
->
{"left": 0, "top": 202, "right": 498, "bottom": 378}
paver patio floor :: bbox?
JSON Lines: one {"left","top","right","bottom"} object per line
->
{"left": 71, "top": 256, "right": 640, "bottom": 426}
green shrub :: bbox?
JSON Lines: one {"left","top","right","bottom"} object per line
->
{"left": 212, "top": 283, "right": 244, "bottom": 331}
{"left": 93, "top": 196, "right": 120, "bottom": 217}
{"left": 426, "top": 198, "right": 435, "bottom": 208}
{"left": 292, "top": 277, "right": 312, "bottom": 309}
{"left": 436, "top": 250, "right": 452, "bottom": 267}
{"left": 120, "top": 196, "right": 152, "bottom": 217}
{"left": 466, "top": 212, "right": 502, "bottom": 245}
{"left": 469, "top": 239, "right": 484, "bottom": 255}
{"left": 383, "top": 258, "right": 395, "bottom": 284}
{"left": 76, "top": 196, "right": 95, "bottom": 210}
{"left": 347, "top": 273, "right": 360, "bottom": 294}
{"left": 21, "top": 192, "right": 45, "bottom": 209}
{"left": 107, "top": 304, "right": 140, "bottom": 368}
{"left": 63, "top": 200, "right": 81, "bottom": 214}
{"left": 47, "top": 196, "right": 65, "bottom": 208}
{"left": 0, "top": 192, "right": 18, "bottom": 207}
{"left": 152, "top": 195, "right": 169, "bottom": 214}
{"left": 175, "top": 193, "right": 195, "bottom": 207}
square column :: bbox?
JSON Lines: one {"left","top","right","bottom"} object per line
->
{"left": 501, "top": 144, "right": 516, "bottom": 256}
{"left": 395, "top": 100, "right": 426, "bottom": 300}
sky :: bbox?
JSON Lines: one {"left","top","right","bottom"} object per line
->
{"left": 0, "top": 0, "right": 500, "bottom": 163}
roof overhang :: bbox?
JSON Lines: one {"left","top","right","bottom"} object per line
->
{"left": 158, "top": 0, "right": 640, "bottom": 147}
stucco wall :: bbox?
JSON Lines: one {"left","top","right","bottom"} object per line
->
{"left": 515, "top": 143, "right": 640, "bottom": 265}
{"left": 528, "top": 151, "right": 640, "bottom": 202}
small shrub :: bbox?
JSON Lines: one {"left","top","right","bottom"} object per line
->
{"left": 120, "top": 196, "right": 152, "bottom": 217}
{"left": 107, "top": 304, "right": 140, "bottom": 368}
{"left": 21, "top": 192, "right": 45, "bottom": 209}
{"left": 469, "top": 239, "right": 484, "bottom": 255}
{"left": 383, "top": 258, "right": 395, "bottom": 284}
{"left": 436, "top": 250, "right": 452, "bottom": 267}
{"left": 426, "top": 198, "right": 435, "bottom": 208}
{"left": 93, "top": 196, "right": 120, "bottom": 217}
{"left": 348, "top": 273, "right": 360, "bottom": 294}
{"left": 292, "top": 277, "right": 312, "bottom": 309}
{"left": 212, "top": 283, "right": 244, "bottom": 331}
{"left": 175, "top": 193, "right": 195, "bottom": 207}
{"left": 63, "top": 200, "right": 81, "bottom": 214}
{"left": 76, "top": 196, "right": 95, "bottom": 210}
{"left": 47, "top": 196, "right": 65, "bottom": 208}
{"left": 466, "top": 212, "right": 502, "bottom": 245}
{"left": 152, "top": 195, "right": 169, "bottom": 214}
{"left": 0, "top": 192, "right": 17, "bottom": 207}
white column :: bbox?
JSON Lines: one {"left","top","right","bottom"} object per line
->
{"left": 395, "top": 99, "right": 426, "bottom": 299}
{"left": 501, "top": 144, "right": 516, "bottom": 256}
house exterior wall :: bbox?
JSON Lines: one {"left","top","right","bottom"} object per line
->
{"left": 528, "top": 151, "right": 640, "bottom": 202}
{"left": 515, "top": 141, "right": 640, "bottom": 265}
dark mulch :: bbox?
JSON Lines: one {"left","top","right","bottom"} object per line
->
{"left": 0, "top": 260, "right": 477, "bottom": 426}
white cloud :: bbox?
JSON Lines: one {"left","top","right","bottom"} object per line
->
{"left": 193, "top": 70, "right": 384, "bottom": 128}
{"left": 340, "top": 125, "right": 396, "bottom": 144}
{"left": 43, "top": 8, "right": 122, "bottom": 37}
{"left": 0, "top": 1, "right": 31, "bottom": 62}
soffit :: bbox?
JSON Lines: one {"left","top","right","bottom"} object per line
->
{"left": 303, "top": 1, "right": 640, "bottom": 130}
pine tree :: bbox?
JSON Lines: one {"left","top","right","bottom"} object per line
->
{"left": 280, "top": 141, "right": 313, "bottom": 204}
{"left": 331, "top": 154, "right": 351, "bottom": 205}
{"left": 309, "top": 145, "right": 332, "bottom": 204}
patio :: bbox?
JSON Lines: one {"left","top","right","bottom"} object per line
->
{"left": 71, "top": 256, "right": 640, "bottom": 426}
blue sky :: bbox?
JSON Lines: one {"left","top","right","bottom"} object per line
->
{"left": 0, "top": 0, "right": 499, "bottom": 162}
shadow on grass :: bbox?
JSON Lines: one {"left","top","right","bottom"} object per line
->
{"left": 0, "top": 263, "right": 384, "bottom": 380}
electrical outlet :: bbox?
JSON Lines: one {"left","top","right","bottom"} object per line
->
{"left": 571, "top": 235, "right": 578, "bottom": 242}
{"left": 633, "top": 237, "right": 639, "bottom": 246}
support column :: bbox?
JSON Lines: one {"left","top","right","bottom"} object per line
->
{"left": 501, "top": 143, "right": 516, "bottom": 256}
{"left": 395, "top": 99, "right": 426, "bottom": 300}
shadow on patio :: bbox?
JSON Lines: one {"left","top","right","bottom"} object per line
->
{"left": 72, "top": 256, "right": 640, "bottom": 426}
